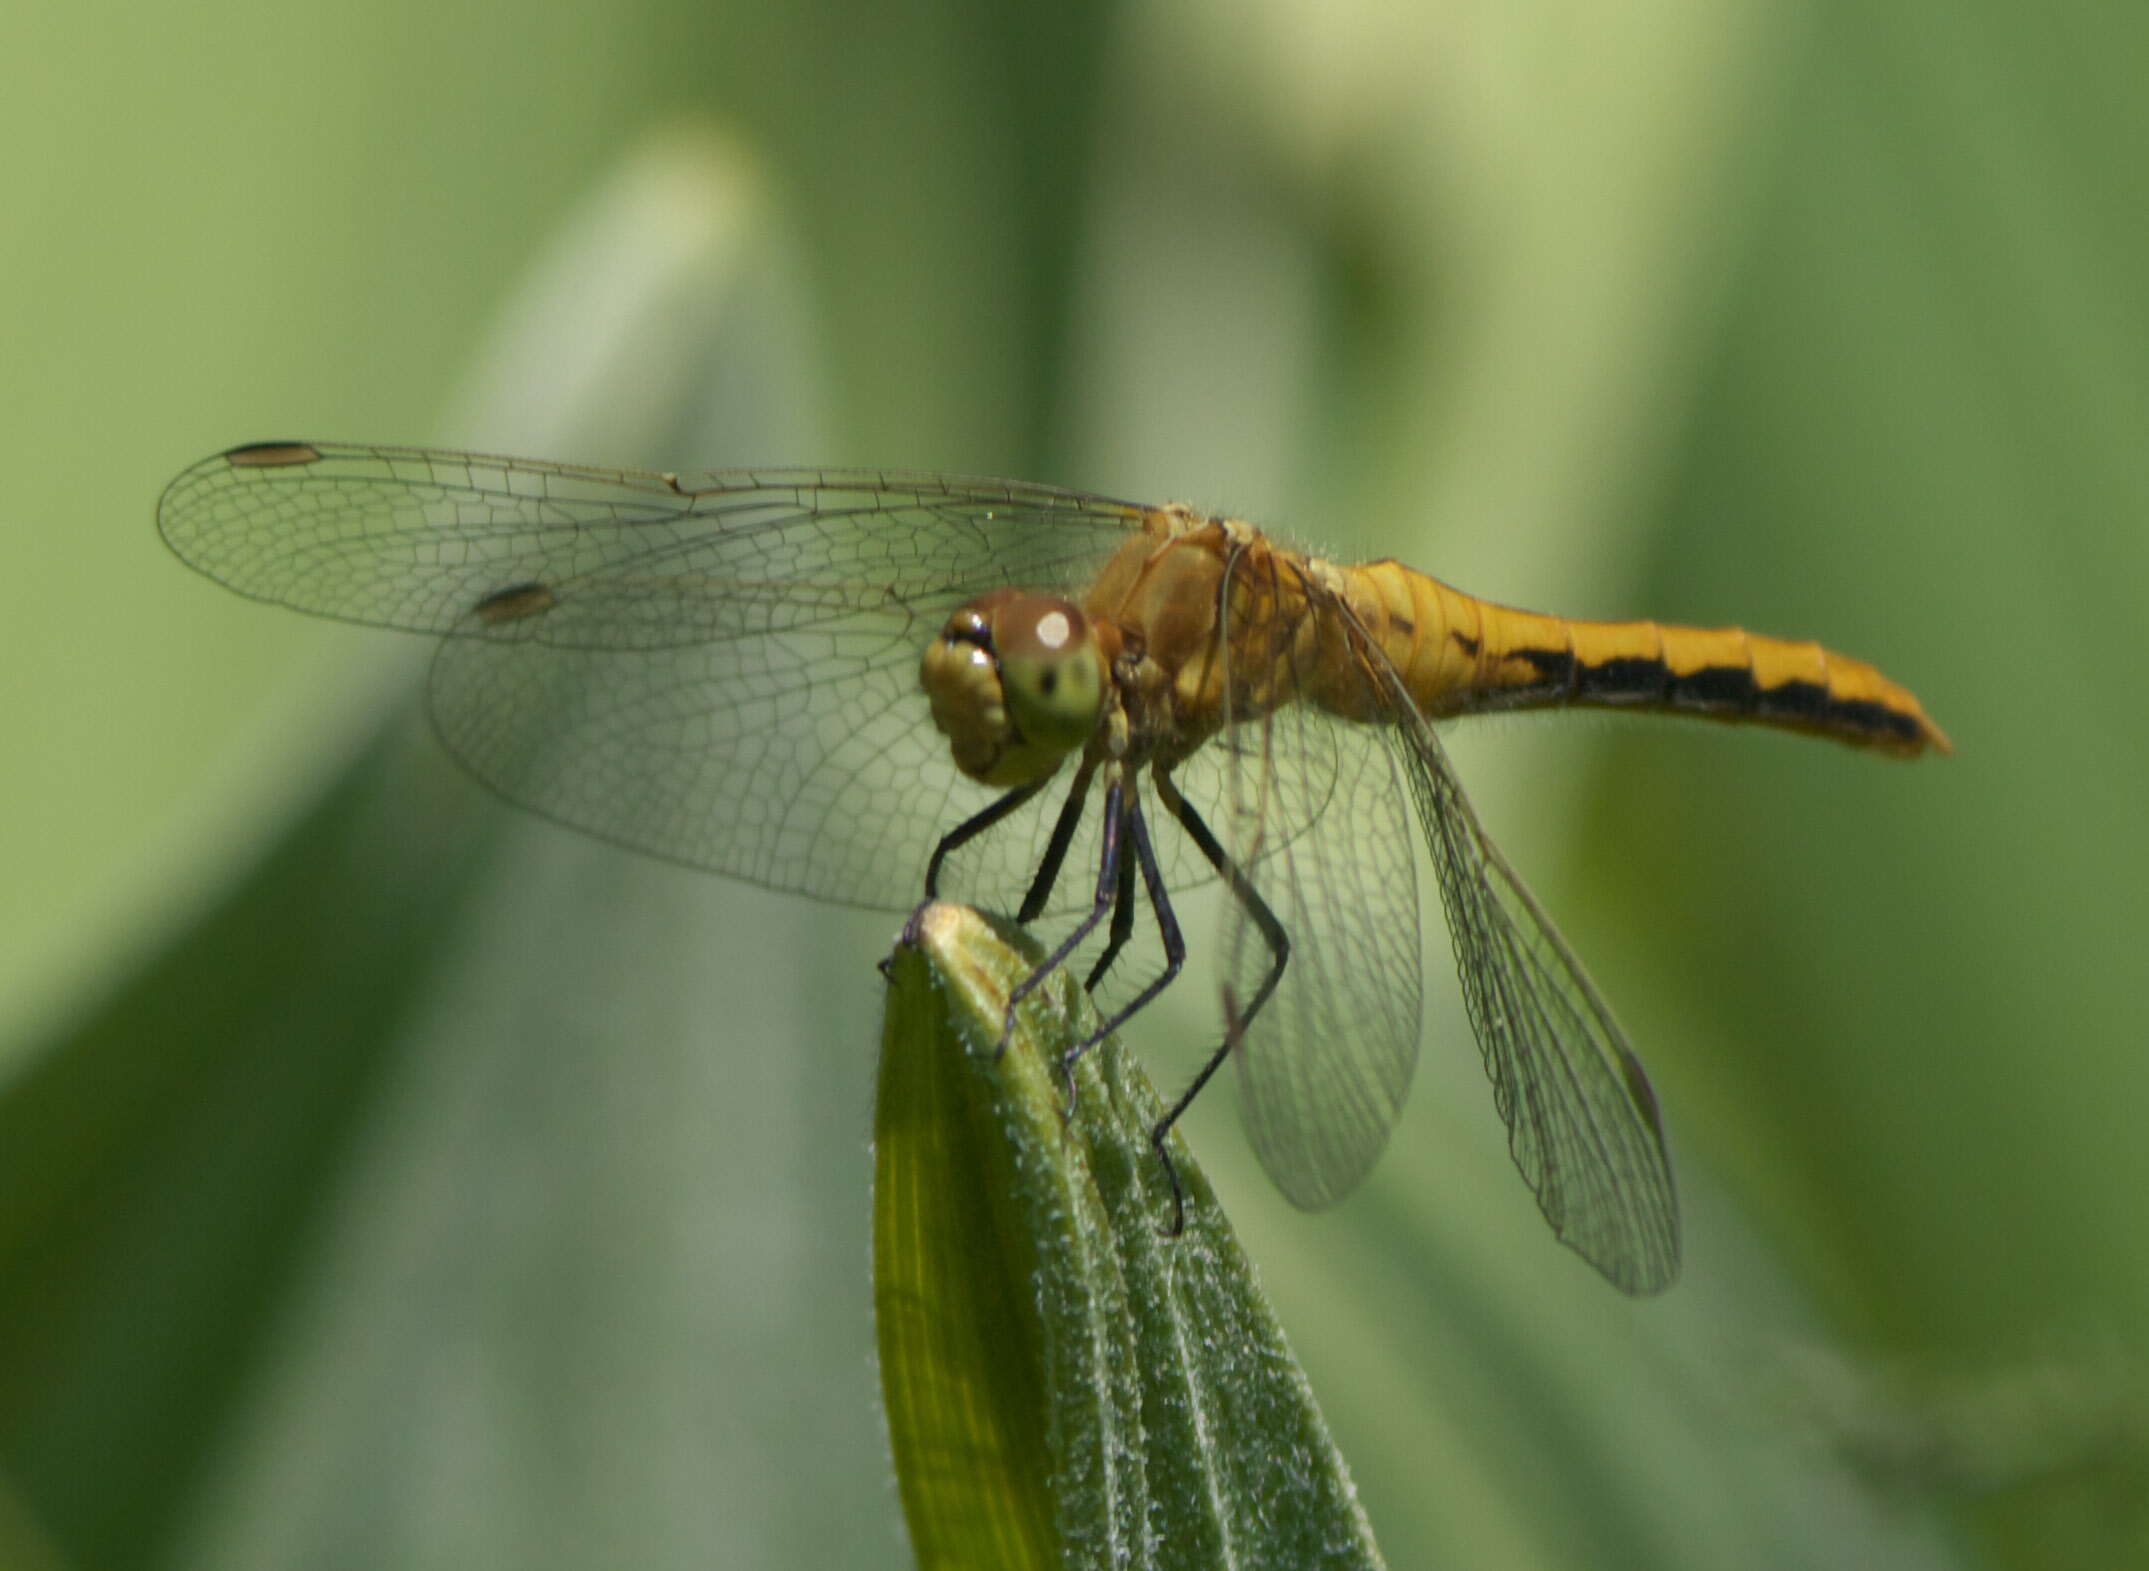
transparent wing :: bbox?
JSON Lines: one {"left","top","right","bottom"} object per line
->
{"left": 1214, "top": 695, "right": 1422, "bottom": 1210}
{"left": 157, "top": 441, "right": 1151, "bottom": 908}
{"left": 1203, "top": 547, "right": 1677, "bottom": 1293}
{"left": 1385, "top": 683, "right": 1681, "bottom": 1294}
{"left": 1188, "top": 539, "right": 1421, "bottom": 1211}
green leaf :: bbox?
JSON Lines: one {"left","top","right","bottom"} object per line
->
{"left": 876, "top": 904, "right": 1386, "bottom": 1571}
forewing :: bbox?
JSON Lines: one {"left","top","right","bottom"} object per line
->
{"left": 157, "top": 443, "right": 1144, "bottom": 642}
{"left": 1387, "top": 700, "right": 1681, "bottom": 1294}
{"left": 158, "top": 442, "right": 1146, "bottom": 907}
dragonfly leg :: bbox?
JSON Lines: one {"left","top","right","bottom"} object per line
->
{"left": 888, "top": 777, "right": 1055, "bottom": 971}
{"left": 923, "top": 776, "right": 1050, "bottom": 898}
{"left": 1083, "top": 818, "right": 1139, "bottom": 989}
{"left": 1151, "top": 772, "right": 1291, "bottom": 1234}
{"left": 1018, "top": 758, "right": 1098, "bottom": 922}
{"left": 1064, "top": 789, "right": 1185, "bottom": 1077}
{"left": 997, "top": 777, "right": 1126, "bottom": 1065}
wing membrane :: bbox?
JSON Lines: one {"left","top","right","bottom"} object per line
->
{"left": 1204, "top": 545, "right": 1677, "bottom": 1292}
{"left": 157, "top": 443, "right": 1147, "bottom": 645}
{"left": 1217, "top": 698, "right": 1422, "bottom": 1209}
{"left": 1198, "top": 545, "right": 1421, "bottom": 1209}
{"left": 157, "top": 442, "right": 1149, "bottom": 907}
{"left": 1388, "top": 698, "right": 1680, "bottom": 1294}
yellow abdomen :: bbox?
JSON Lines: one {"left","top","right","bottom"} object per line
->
{"left": 1342, "top": 559, "right": 1950, "bottom": 757}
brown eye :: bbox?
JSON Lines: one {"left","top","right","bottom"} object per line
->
{"left": 994, "top": 595, "right": 1103, "bottom": 751}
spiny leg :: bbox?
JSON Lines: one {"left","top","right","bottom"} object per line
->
{"left": 1084, "top": 816, "right": 1140, "bottom": 990}
{"left": 924, "top": 777, "right": 1049, "bottom": 899}
{"left": 997, "top": 776, "right": 1126, "bottom": 1059}
{"left": 886, "top": 776, "right": 1056, "bottom": 972}
{"left": 1152, "top": 771, "right": 1291, "bottom": 1234}
{"left": 1062, "top": 789, "right": 1186, "bottom": 1082}
{"left": 1018, "top": 758, "right": 1098, "bottom": 922}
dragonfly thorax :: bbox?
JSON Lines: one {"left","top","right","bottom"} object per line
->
{"left": 921, "top": 588, "right": 1108, "bottom": 787}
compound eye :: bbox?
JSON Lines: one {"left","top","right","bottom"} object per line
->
{"left": 919, "top": 590, "right": 1103, "bottom": 786}
{"left": 995, "top": 595, "right": 1104, "bottom": 750}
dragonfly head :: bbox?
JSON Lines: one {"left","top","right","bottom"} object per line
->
{"left": 922, "top": 589, "right": 1105, "bottom": 786}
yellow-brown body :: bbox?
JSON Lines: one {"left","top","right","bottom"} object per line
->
{"left": 1081, "top": 506, "right": 1949, "bottom": 764}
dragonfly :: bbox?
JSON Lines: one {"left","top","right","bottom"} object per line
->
{"left": 159, "top": 441, "right": 1949, "bottom": 1294}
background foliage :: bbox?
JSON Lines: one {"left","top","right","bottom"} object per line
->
{"left": 4, "top": 0, "right": 2144, "bottom": 1566}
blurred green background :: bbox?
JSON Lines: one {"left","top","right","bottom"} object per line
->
{"left": 5, "top": 0, "right": 2145, "bottom": 1567}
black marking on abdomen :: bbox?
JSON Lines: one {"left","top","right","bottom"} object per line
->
{"left": 1743, "top": 675, "right": 1825, "bottom": 722}
{"left": 1678, "top": 670, "right": 1923, "bottom": 744}
{"left": 1515, "top": 646, "right": 1576, "bottom": 693}
{"left": 1449, "top": 630, "right": 1479, "bottom": 657}
{"left": 1668, "top": 664, "right": 1760, "bottom": 712}
{"left": 1806, "top": 691, "right": 1923, "bottom": 745}
{"left": 1473, "top": 641, "right": 1924, "bottom": 745}
{"left": 1575, "top": 656, "right": 1673, "bottom": 705}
